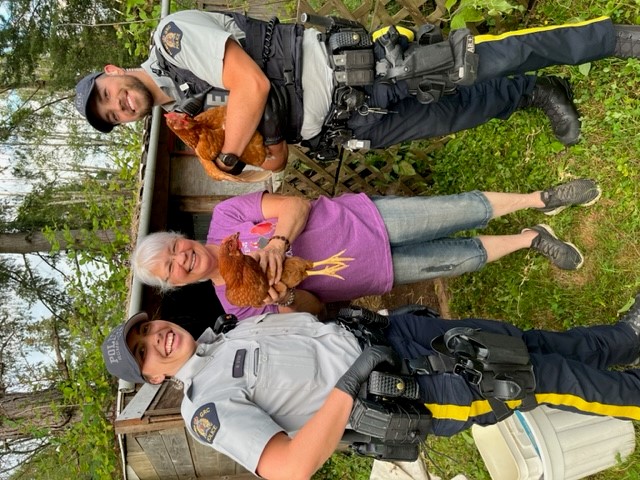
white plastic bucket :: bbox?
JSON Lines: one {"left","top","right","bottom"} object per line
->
{"left": 472, "top": 405, "right": 636, "bottom": 480}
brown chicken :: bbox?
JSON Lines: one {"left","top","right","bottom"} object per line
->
{"left": 218, "top": 232, "right": 353, "bottom": 308}
{"left": 164, "top": 107, "right": 270, "bottom": 183}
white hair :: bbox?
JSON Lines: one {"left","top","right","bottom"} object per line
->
{"left": 132, "top": 231, "right": 185, "bottom": 292}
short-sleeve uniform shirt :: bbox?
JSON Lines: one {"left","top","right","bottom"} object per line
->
{"left": 141, "top": 10, "right": 333, "bottom": 139}
{"left": 176, "top": 312, "right": 362, "bottom": 474}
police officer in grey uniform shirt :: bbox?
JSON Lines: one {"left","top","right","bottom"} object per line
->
{"left": 102, "top": 304, "right": 640, "bottom": 479}
{"left": 77, "top": 8, "right": 640, "bottom": 174}
{"left": 102, "top": 311, "right": 379, "bottom": 478}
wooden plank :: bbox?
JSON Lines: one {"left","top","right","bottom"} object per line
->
{"left": 145, "top": 407, "right": 183, "bottom": 417}
{"left": 186, "top": 430, "right": 219, "bottom": 477}
{"left": 159, "top": 427, "right": 197, "bottom": 479}
{"left": 154, "top": 379, "right": 186, "bottom": 409}
{"left": 218, "top": 451, "right": 239, "bottom": 475}
{"left": 148, "top": 119, "right": 172, "bottom": 233}
{"left": 148, "top": 381, "right": 172, "bottom": 412}
{"left": 127, "top": 451, "right": 160, "bottom": 480}
{"left": 174, "top": 195, "right": 229, "bottom": 213}
{"left": 169, "top": 155, "right": 271, "bottom": 198}
{"left": 117, "top": 418, "right": 186, "bottom": 436}
{"left": 137, "top": 432, "right": 178, "bottom": 479}
{"left": 195, "top": 475, "right": 256, "bottom": 480}
{"left": 117, "top": 383, "right": 162, "bottom": 423}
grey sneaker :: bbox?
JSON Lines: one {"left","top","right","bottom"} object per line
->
{"left": 537, "top": 179, "right": 602, "bottom": 216}
{"left": 526, "top": 224, "right": 584, "bottom": 270}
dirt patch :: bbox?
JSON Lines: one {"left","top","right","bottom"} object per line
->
{"left": 354, "top": 279, "right": 451, "bottom": 318}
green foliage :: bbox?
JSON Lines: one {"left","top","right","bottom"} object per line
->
{"left": 0, "top": 0, "right": 145, "bottom": 90}
{"left": 3, "top": 120, "right": 141, "bottom": 480}
{"left": 313, "top": 452, "right": 373, "bottom": 480}
{"left": 330, "top": 0, "right": 640, "bottom": 478}
{"left": 117, "top": 0, "right": 200, "bottom": 57}
{"left": 118, "top": 0, "right": 164, "bottom": 58}
{"left": 445, "top": 0, "right": 525, "bottom": 30}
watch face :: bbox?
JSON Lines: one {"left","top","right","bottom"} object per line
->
{"left": 220, "top": 153, "right": 239, "bottom": 167}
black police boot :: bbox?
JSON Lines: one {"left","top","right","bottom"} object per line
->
{"left": 613, "top": 25, "right": 640, "bottom": 59}
{"left": 620, "top": 293, "right": 640, "bottom": 338}
{"left": 619, "top": 293, "right": 640, "bottom": 365}
{"left": 519, "top": 76, "right": 581, "bottom": 146}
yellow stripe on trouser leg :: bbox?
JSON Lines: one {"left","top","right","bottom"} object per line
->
{"left": 425, "top": 399, "right": 523, "bottom": 422}
{"left": 426, "top": 391, "right": 640, "bottom": 425}
{"left": 474, "top": 16, "right": 611, "bottom": 44}
{"left": 535, "top": 393, "right": 640, "bottom": 420}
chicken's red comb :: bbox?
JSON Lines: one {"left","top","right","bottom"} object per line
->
{"left": 164, "top": 111, "right": 190, "bottom": 124}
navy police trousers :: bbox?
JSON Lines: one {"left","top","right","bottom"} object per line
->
{"left": 350, "top": 17, "right": 617, "bottom": 148}
{"left": 385, "top": 312, "right": 640, "bottom": 437}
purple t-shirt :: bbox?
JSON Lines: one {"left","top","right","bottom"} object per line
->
{"left": 208, "top": 191, "right": 393, "bottom": 318}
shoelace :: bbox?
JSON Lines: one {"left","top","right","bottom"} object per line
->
{"left": 533, "top": 234, "right": 573, "bottom": 261}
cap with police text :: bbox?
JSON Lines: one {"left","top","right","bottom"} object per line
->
{"left": 101, "top": 312, "right": 148, "bottom": 383}
{"left": 75, "top": 72, "right": 114, "bottom": 133}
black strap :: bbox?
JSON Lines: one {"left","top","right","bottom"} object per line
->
{"left": 405, "top": 354, "right": 456, "bottom": 375}
{"left": 152, "top": 47, "right": 220, "bottom": 114}
{"left": 488, "top": 397, "right": 512, "bottom": 422}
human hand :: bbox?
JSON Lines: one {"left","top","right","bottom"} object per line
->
{"left": 335, "top": 345, "right": 399, "bottom": 399}
{"left": 249, "top": 247, "right": 285, "bottom": 285}
{"left": 263, "top": 141, "right": 289, "bottom": 172}
{"left": 261, "top": 282, "right": 288, "bottom": 305}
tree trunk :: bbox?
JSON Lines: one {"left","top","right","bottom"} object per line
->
{"left": 0, "top": 388, "right": 80, "bottom": 441}
{"left": 0, "top": 229, "right": 115, "bottom": 254}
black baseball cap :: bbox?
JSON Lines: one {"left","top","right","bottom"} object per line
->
{"left": 75, "top": 72, "right": 114, "bottom": 133}
{"left": 101, "top": 312, "right": 148, "bottom": 383}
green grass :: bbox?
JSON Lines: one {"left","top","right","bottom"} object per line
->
{"left": 316, "top": 0, "right": 640, "bottom": 477}
{"left": 413, "top": 1, "right": 640, "bottom": 478}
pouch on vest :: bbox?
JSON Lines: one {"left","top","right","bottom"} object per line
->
{"left": 432, "top": 327, "right": 536, "bottom": 403}
{"left": 336, "top": 305, "right": 433, "bottom": 461}
{"left": 375, "top": 25, "right": 478, "bottom": 104}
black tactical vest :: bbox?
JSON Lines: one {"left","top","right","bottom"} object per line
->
{"left": 153, "top": 12, "right": 305, "bottom": 143}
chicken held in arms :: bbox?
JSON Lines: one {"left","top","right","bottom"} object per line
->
{"left": 165, "top": 107, "right": 269, "bottom": 183}
{"left": 218, "top": 232, "right": 353, "bottom": 308}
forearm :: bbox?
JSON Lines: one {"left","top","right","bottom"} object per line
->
{"left": 289, "top": 389, "right": 353, "bottom": 475}
{"left": 223, "top": 87, "right": 268, "bottom": 154}
{"left": 256, "top": 389, "right": 353, "bottom": 480}
{"left": 267, "top": 195, "right": 311, "bottom": 244}
{"left": 258, "top": 194, "right": 312, "bottom": 284}
{"left": 221, "top": 40, "right": 271, "bottom": 155}
{"left": 278, "top": 289, "right": 326, "bottom": 318}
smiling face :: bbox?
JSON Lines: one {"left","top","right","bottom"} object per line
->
{"left": 126, "top": 320, "right": 197, "bottom": 384}
{"left": 89, "top": 72, "right": 153, "bottom": 126}
{"left": 150, "top": 238, "right": 218, "bottom": 286}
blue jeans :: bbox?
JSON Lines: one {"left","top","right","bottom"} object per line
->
{"left": 371, "top": 191, "right": 491, "bottom": 284}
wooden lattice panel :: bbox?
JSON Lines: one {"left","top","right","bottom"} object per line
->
{"left": 280, "top": 146, "right": 432, "bottom": 198}
{"left": 297, "top": 0, "right": 447, "bottom": 29}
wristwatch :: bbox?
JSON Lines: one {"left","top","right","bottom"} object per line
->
{"left": 216, "top": 153, "right": 246, "bottom": 176}
{"left": 218, "top": 153, "right": 240, "bottom": 167}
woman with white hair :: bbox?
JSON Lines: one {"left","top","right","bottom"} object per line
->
{"left": 132, "top": 179, "right": 600, "bottom": 319}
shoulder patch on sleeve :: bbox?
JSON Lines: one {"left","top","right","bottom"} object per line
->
{"left": 191, "top": 403, "right": 220, "bottom": 444}
{"left": 161, "top": 22, "right": 183, "bottom": 57}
